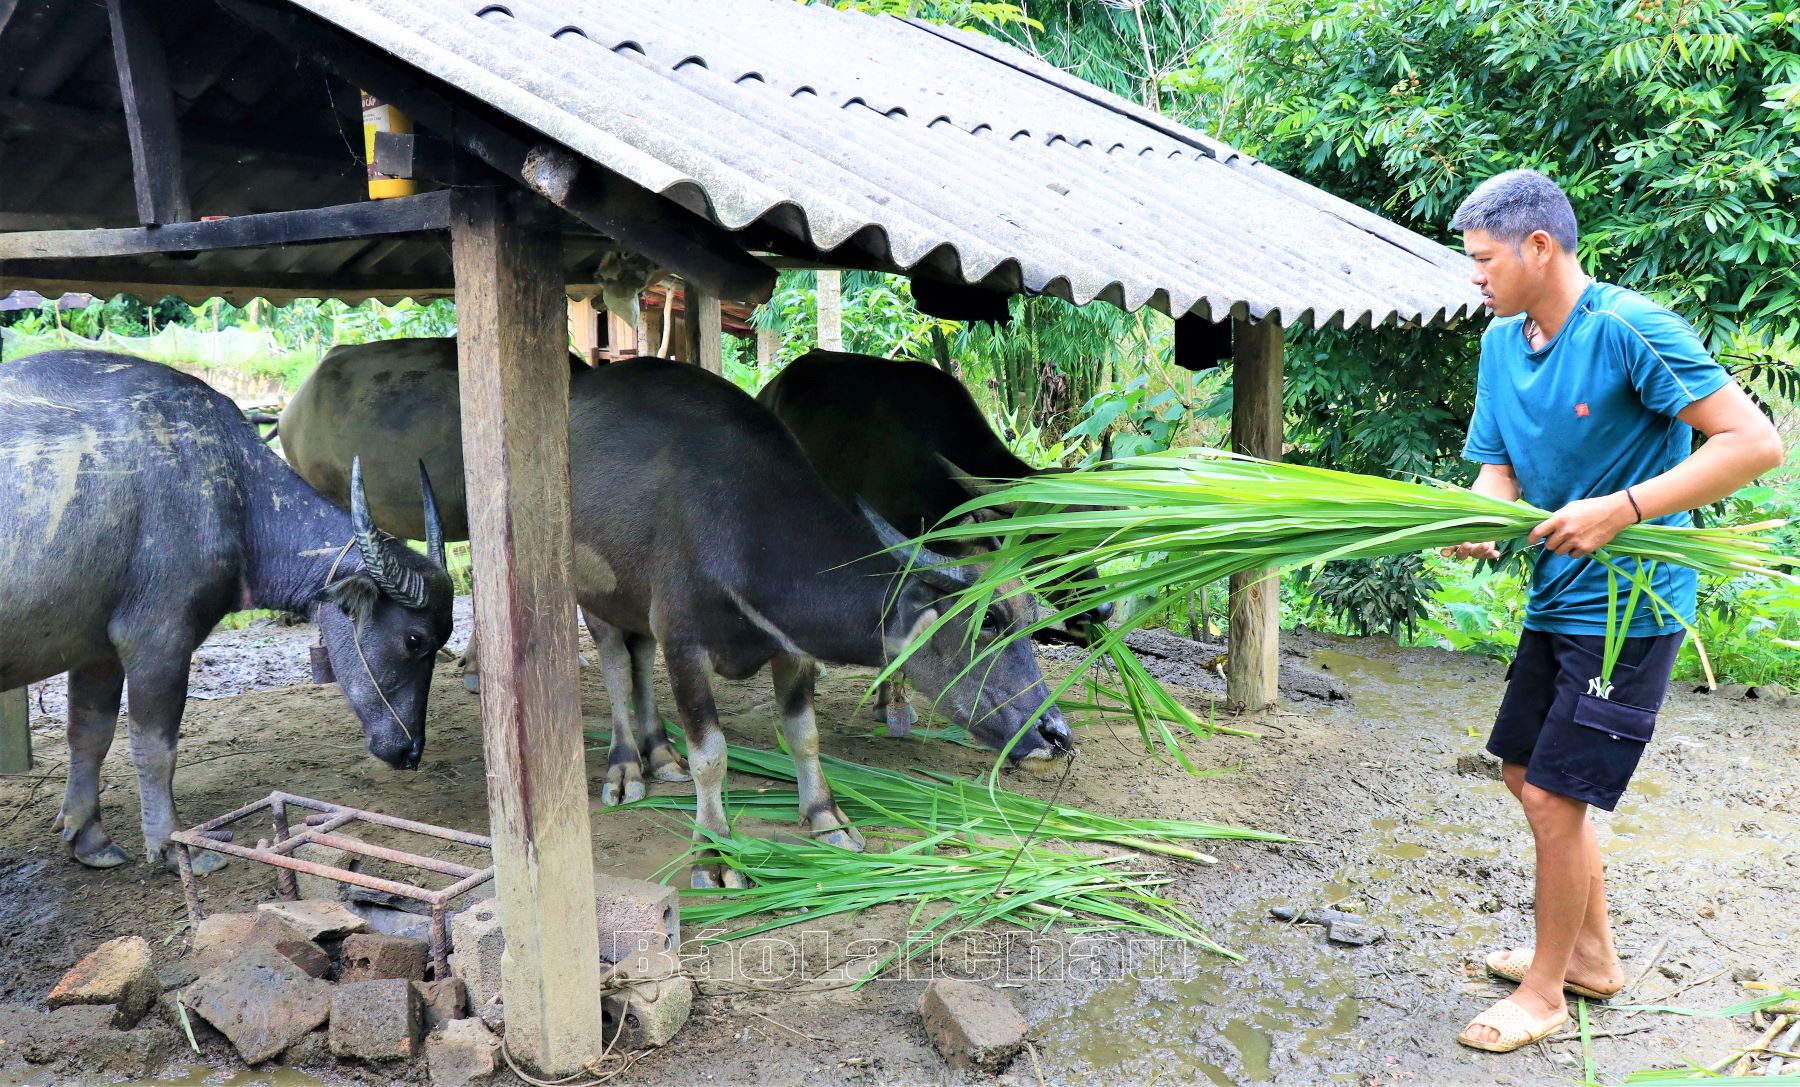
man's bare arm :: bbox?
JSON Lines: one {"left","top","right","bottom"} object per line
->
{"left": 1531, "top": 383, "right": 1785, "bottom": 557}
{"left": 1443, "top": 462, "right": 1521, "bottom": 561}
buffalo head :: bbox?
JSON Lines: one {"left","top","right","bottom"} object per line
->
{"left": 866, "top": 506, "right": 1073, "bottom": 769}
{"left": 317, "top": 458, "right": 455, "bottom": 769}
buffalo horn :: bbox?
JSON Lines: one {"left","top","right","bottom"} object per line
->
{"left": 936, "top": 455, "right": 1020, "bottom": 517}
{"left": 860, "top": 500, "right": 974, "bottom": 595}
{"left": 350, "top": 456, "right": 432, "bottom": 609}
{"left": 419, "top": 460, "right": 446, "bottom": 569}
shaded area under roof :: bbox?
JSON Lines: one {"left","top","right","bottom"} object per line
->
{"left": 285, "top": 0, "right": 1481, "bottom": 330}
{"left": 0, "top": 0, "right": 1481, "bottom": 329}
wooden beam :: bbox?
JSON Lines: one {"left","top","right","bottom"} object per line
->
{"left": 0, "top": 266, "right": 447, "bottom": 306}
{"left": 816, "top": 269, "right": 843, "bottom": 350}
{"left": 0, "top": 687, "right": 28, "bottom": 775}
{"left": 1226, "top": 316, "right": 1284, "bottom": 712}
{"left": 373, "top": 130, "right": 481, "bottom": 185}
{"left": 106, "top": 0, "right": 190, "bottom": 225}
{"left": 683, "top": 279, "right": 723, "bottom": 375}
{"left": 219, "top": 1, "right": 774, "bottom": 303}
{"left": 450, "top": 183, "right": 605, "bottom": 1076}
{"left": 0, "top": 191, "right": 451, "bottom": 260}
{"left": 0, "top": 95, "right": 354, "bottom": 176}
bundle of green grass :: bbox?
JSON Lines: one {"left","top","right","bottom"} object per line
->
{"left": 890, "top": 448, "right": 1795, "bottom": 726}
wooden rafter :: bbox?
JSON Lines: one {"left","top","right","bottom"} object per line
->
{"left": 0, "top": 191, "right": 450, "bottom": 260}
{"left": 220, "top": 0, "right": 775, "bottom": 304}
{"left": 0, "top": 95, "right": 358, "bottom": 178}
{"left": 106, "top": 0, "right": 190, "bottom": 225}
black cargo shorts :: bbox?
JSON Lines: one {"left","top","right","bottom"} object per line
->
{"left": 1487, "top": 628, "right": 1684, "bottom": 811}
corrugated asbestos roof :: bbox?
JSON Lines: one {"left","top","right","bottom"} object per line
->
{"left": 283, "top": 0, "right": 1483, "bottom": 331}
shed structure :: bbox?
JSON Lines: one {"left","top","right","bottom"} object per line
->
{"left": 0, "top": 0, "right": 1481, "bottom": 1072}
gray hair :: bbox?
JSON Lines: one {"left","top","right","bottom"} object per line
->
{"left": 1451, "top": 169, "right": 1579, "bottom": 252}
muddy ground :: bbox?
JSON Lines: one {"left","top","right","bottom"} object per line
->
{"left": 1, "top": 599, "right": 1796, "bottom": 1087}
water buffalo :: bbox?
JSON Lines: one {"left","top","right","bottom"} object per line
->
{"left": 278, "top": 338, "right": 585, "bottom": 688}
{"left": 758, "top": 350, "right": 1114, "bottom": 731}
{"left": 0, "top": 351, "right": 453, "bottom": 872}
{"left": 571, "top": 357, "right": 1070, "bottom": 886}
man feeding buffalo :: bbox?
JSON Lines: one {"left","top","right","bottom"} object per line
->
{"left": 1443, "top": 168, "right": 1785, "bottom": 1052}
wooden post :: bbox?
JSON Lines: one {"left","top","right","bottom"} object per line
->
{"left": 450, "top": 184, "right": 605, "bottom": 1075}
{"left": 566, "top": 295, "right": 600, "bottom": 365}
{"left": 106, "top": 0, "right": 190, "bottom": 225}
{"left": 0, "top": 687, "right": 29, "bottom": 774}
{"left": 1226, "top": 316, "right": 1284, "bottom": 712}
{"left": 683, "top": 279, "right": 723, "bottom": 375}
{"left": 606, "top": 309, "right": 635, "bottom": 357}
{"left": 816, "top": 269, "right": 843, "bottom": 350}
{"left": 756, "top": 321, "right": 777, "bottom": 372}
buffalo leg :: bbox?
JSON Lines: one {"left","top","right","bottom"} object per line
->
{"left": 54, "top": 658, "right": 130, "bottom": 868}
{"left": 627, "top": 630, "right": 688, "bottom": 784}
{"left": 663, "top": 644, "right": 747, "bottom": 890}
{"left": 124, "top": 661, "right": 227, "bottom": 875}
{"left": 584, "top": 612, "right": 644, "bottom": 807}
{"left": 461, "top": 566, "right": 480, "bottom": 693}
{"left": 772, "top": 655, "right": 863, "bottom": 851}
{"left": 873, "top": 679, "right": 916, "bottom": 737}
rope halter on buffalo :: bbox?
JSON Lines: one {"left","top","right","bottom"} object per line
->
{"left": 169, "top": 791, "right": 495, "bottom": 977}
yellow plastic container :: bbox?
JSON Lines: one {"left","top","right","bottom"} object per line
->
{"left": 361, "top": 91, "right": 417, "bottom": 199}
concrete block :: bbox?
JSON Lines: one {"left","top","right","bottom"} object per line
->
{"left": 448, "top": 899, "right": 504, "bottom": 1008}
{"left": 187, "top": 913, "right": 258, "bottom": 969}
{"left": 156, "top": 984, "right": 224, "bottom": 1048}
{"left": 414, "top": 978, "right": 469, "bottom": 1033}
{"left": 278, "top": 1028, "right": 332, "bottom": 1068}
{"left": 475, "top": 994, "right": 505, "bottom": 1034}
{"left": 46, "top": 935, "right": 157, "bottom": 1027}
{"left": 18, "top": 1004, "right": 173, "bottom": 1078}
{"left": 293, "top": 842, "right": 362, "bottom": 901}
{"left": 339, "top": 933, "right": 430, "bottom": 983}
{"left": 427, "top": 1017, "right": 500, "bottom": 1087}
{"left": 593, "top": 875, "right": 679, "bottom": 962}
{"left": 329, "top": 979, "right": 423, "bottom": 1062}
{"left": 919, "top": 978, "right": 1026, "bottom": 1073}
{"left": 256, "top": 899, "right": 370, "bottom": 942}
{"left": 185, "top": 945, "right": 332, "bottom": 1065}
{"left": 600, "top": 949, "right": 692, "bottom": 1050}
{"left": 347, "top": 900, "right": 434, "bottom": 942}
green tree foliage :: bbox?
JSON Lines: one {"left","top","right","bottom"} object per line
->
{"left": 1180, "top": 0, "right": 1799, "bottom": 461}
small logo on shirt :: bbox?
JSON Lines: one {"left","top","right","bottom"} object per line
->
{"left": 1586, "top": 677, "right": 1613, "bottom": 699}
{"left": 1575, "top": 402, "right": 1590, "bottom": 417}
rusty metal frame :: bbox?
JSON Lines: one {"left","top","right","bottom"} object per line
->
{"left": 169, "top": 791, "right": 494, "bottom": 976}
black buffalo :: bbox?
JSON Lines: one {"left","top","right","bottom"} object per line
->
{"left": 0, "top": 351, "right": 452, "bottom": 872}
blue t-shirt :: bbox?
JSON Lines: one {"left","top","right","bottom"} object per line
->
{"left": 1462, "top": 280, "right": 1730, "bottom": 636}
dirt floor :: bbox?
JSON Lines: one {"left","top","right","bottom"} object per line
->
{"left": 2, "top": 598, "right": 1797, "bottom": 1086}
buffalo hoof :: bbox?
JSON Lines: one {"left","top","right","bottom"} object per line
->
{"left": 600, "top": 766, "right": 645, "bottom": 808}
{"left": 73, "top": 841, "right": 132, "bottom": 869}
{"left": 463, "top": 671, "right": 481, "bottom": 694}
{"left": 690, "top": 863, "right": 751, "bottom": 891}
{"left": 650, "top": 756, "right": 690, "bottom": 783}
{"left": 812, "top": 822, "right": 865, "bottom": 852}
{"left": 153, "top": 843, "right": 229, "bottom": 876}
{"left": 884, "top": 703, "right": 917, "bottom": 738}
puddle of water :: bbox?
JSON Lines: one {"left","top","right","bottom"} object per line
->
{"left": 149, "top": 1066, "right": 331, "bottom": 1086}
{"left": 1044, "top": 964, "right": 1362, "bottom": 1085}
{"left": 1376, "top": 842, "right": 1429, "bottom": 860}
{"left": 1309, "top": 649, "right": 1406, "bottom": 685}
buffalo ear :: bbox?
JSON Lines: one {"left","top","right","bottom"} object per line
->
{"left": 882, "top": 578, "right": 943, "bottom": 657}
{"left": 322, "top": 573, "right": 381, "bottom": 623}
